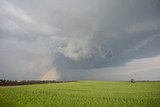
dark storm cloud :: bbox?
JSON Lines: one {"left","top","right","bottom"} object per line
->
{"left": 0, "top": 0, "right": 160, "bottom": 80}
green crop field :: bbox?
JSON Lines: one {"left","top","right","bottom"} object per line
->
{"left": 0, "top": 81, "right": 160, "bottom": 107}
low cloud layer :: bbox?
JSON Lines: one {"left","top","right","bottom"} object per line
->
{"left": 0, "top": 0, "right": 160, "bottom": 80}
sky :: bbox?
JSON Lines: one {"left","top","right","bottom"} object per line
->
{"left": 0, "top": 0, "right": 160, "bottom": 81}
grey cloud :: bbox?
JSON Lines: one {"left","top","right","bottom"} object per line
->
{"left": 0, "top": 0, "right": 160, "bottom": 80}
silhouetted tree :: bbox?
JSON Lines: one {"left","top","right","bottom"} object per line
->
{"left": 130, "top": 79, "right": 135, "bottom": 83}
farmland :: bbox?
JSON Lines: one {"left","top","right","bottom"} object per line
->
{"left": 0, "top": 81, "right": 160, "bottom": 107}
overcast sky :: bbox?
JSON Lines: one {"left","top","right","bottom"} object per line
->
{"left": 0, "top": 0, "right": 160, "bottom": 80}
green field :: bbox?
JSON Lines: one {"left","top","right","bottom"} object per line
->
{"left": 0, "top": 81, "right": 160, "bottom": 107}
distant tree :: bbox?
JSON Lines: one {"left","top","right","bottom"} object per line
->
{"left": 130, "top": 79, "right": 135, "bottom": 83}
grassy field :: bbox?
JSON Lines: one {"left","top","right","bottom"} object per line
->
{"left": 0, "top": 80, "right": 160, "bottom": 107}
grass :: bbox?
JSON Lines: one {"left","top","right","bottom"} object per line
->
{"left": 0, "top": 80, "right": 160, "bottom": 107}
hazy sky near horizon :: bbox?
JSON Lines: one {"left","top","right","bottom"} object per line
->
{"left": 0, "top": 0, "right": 160, "bottom": 80}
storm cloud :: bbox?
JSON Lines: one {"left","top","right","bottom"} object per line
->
{"left": 0, "top": 0, "right": 160, "bottom": 80}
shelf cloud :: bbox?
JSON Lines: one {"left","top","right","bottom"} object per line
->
{"left": 0, "top": 0, "right": 160, "bottom": 80}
